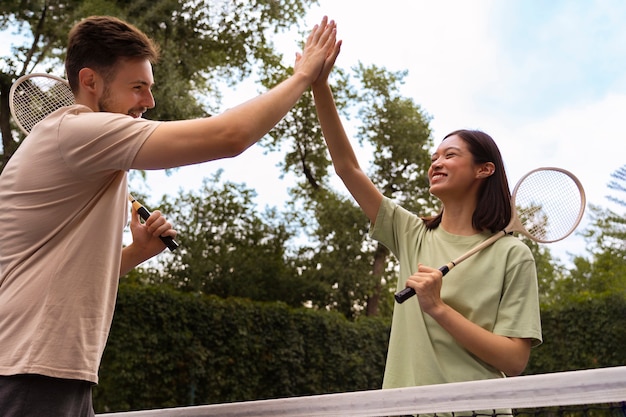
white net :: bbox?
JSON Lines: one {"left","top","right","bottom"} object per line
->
{"left": 98, "top": 366, "right": 626, "bottom": 417}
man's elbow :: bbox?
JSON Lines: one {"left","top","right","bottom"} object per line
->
{"left": 219, "top": 125, "right": 257, "bottom": 158}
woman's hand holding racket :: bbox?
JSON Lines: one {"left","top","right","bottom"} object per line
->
{"left": 395, "top": 167, "right": 586, "bottom": 303}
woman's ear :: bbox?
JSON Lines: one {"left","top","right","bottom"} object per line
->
{"left": 477, "top": 162, "right": 496, "bottom": 179}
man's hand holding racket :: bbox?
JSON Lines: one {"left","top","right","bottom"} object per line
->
{"left": 128, "top": 203, "right": 177, "bottom": 258}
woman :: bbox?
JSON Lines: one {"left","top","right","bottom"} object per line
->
{"left": 312, "top": 41, "right": 542, "bottom": 388}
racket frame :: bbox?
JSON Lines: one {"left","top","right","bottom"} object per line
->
{"left": 9, "top": 73, "right": 74, "bottom": 136}
{"left": 394, "top": 167, "right": 586, "bottom": 303}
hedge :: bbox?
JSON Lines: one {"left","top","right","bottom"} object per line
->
{"left": 525, "top": 293, "right": 626, "bottom": 374}
{"left": 94, "top": 284, "right": 389, "bottom": 413}
{"left": 93, "top": 285, "right": 625, "bottom": 413}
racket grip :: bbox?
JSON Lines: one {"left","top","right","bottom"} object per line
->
{"left": 132, "top": 200, "right": 179, "bottom": 251}
{"left": 394, "top": 265, "right": 451, "bottom": 304}
{"left": 394, "top": 287, "right": 416, "bottom": 304}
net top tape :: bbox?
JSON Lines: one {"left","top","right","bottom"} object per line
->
{"left": 99, "top": 366, "right": 626, "bottom": 417}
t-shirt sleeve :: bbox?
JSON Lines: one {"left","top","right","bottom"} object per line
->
{"left": 57, "top": 107, "right": 161, "bottom": 177}
{"left": 493, "top": 243, "right": 543, "bottom": 347}
{"left": 370, "top": 197, "right": 399, "bottom": 254}
{"left": 370, "top": 196, "right": 430, "bottom": 263}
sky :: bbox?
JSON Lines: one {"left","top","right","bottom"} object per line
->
{"left": 139, "top": 0, "right": 626, "bottom": 263}
{"left": 3, "top": 1, "right": 625, "bottom": 262}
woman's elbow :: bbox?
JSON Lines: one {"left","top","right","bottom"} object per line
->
{"left": 502, "top": 339, "right": 532, "bottom": 376}
{"left": 503, "top": 360, "right": 528, "bottom": 377}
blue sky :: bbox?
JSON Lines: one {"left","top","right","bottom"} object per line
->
{"left": 3, "top": 1, "right": 625, "bottom": 261}
{"left": 143, "top": 0, "right": 626, "bottom": 262}
{"left": 141, "top": 0, "right": 625, "bottom": 261}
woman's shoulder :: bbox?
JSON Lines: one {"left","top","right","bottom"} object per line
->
{"left": 493, "top": 233, "right": 535, "bottom": 261}
{"left": 380, "top": 196, "right": 427, "bottom": 227}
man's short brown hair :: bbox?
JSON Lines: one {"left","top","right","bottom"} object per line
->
{"left": 65, "top": 16, "right": 160, "bottom": 92}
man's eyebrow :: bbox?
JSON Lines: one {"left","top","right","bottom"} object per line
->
{"left": 130, "top": 80, "right": 153, "bottom": 87}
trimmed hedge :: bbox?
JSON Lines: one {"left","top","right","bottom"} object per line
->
{"left": 94, "top": 285, "right": 388, "bottom": 413}
{"left": 525, "top": 293, "right": 626, "bottom": 374}
{"left": 93, "top": 285, "right": 625, "bottom": 413}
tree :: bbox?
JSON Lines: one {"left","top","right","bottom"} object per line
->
{"left": 1, "top": 0, "right": 83, "bottom": 169}
{"left": 293, "top": 189, "right": 385, "bottom": 318}
{"left": 261, "top": 62, "right": 437, "bottom": 318}
{"left": 352, "top": 64, "right": 437, "bottom": 316}
{"left": 0, "top": 0, "right": 317, "bottom": 170}
{"left": 548, "top": 165, "right": 626, "bottom": 304}
{"left": 138, "top": 172, "right": 317, "bottom": 306}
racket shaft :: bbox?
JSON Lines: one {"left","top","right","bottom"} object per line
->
{"left": 129, "top": 196, "right": 179, "bottom": 251}
{"left": 394, "top": 231, "right": 506, "bottom": 303}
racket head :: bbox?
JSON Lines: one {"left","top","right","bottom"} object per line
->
{"left": 510, "top": 167, "right": 586, "bottom": 243}
{"left": 9, "top": 73, "right": 75, "bottom": 135}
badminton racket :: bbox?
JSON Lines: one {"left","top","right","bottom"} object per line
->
{"left": 395, "top": 167, "right": 586, "bottom": 303}
{"left": 9, "top": 73, "right": 75, "bottom": 136}
{"left": 9, "top": 73, "right": 179, "bottom": 251}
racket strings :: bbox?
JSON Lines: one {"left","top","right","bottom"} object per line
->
{"left": 514, "top": 169, "right": 584, "bottom": 242}
{"left": 12, "top": 78, "right": 74, "bottom": 133}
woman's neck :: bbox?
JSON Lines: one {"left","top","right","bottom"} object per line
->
{"left": 439, "top": 200, "right": 481, "bottom": 236}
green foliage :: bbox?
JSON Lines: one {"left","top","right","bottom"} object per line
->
{"left": 94, "top": 284, "right": 389, "bottom": 413}
{"left": 607, "top": 164, "right": 626, "bottom": 209}
{"left": 1, "top": 0, "right": 84, "bottom": 169}
{"left": 1, "top": 0, "right": 317, "bottom": 165}
{"left": 259, "top": 62, "right": 355, "bottom": 192}
{"left": 93, "top": 284, "right": 625, "bottom": 413}
{"left": 295, "top": 189, "right": 381, "bottom": 318}
{"left": 261, "top": 62, "right": 437, "bottom": 318}
{"left": 354, "top": 63, "right": 436, "bottom": 214}
{"left": 526, "top": 293, "right": 626, "bottom": 374}
{"left": 141, "top": 172, "right": 310, "bottom": 306}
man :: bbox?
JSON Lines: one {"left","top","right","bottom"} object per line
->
{"left": 0, "top": 15, "right": 338, "bottom": 416}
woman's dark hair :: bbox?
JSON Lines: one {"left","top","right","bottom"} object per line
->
{"left": 423, "top": 129, "right": 511, "bottom": 232}
{"left": 65, "top": 16, "right": 160, "bottom": 93}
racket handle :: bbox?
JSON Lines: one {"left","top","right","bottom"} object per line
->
{"left": 394, "top": 287, "right": 415, "bottom": 304}
{"left": 129, "top": 196, "right": 179, "bottom": 251}
{"left": 394, "top": 265, "right": 451, "bottom": 304}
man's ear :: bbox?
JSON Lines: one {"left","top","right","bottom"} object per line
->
{"left": 477, "top": 162, "right": 496, "bottom": 179}
{"left": 78, "top": 68, "right": 98, "bottom": 93}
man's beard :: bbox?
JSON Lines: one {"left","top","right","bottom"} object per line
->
{"left": 97, "top": 87, "right": 144, "bottom": 117}
{"left": 97, "top": 85, "right": 113, "bottom": 113}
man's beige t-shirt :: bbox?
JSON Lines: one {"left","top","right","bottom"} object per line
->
{"left": 371, "top": 197, "right": 542, "bottom": 389}
{"left": 0, "top": 104, "right": 160, "bottom": 383}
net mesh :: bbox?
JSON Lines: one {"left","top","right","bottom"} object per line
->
{"left": 98, "top": 366, "right": 626, "bottom": 417}
{"left": 10, "top": 74, "right": 75, "bottom": 134}
{"left": 514, "top": 168, "right": 585, "bottom": 243}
